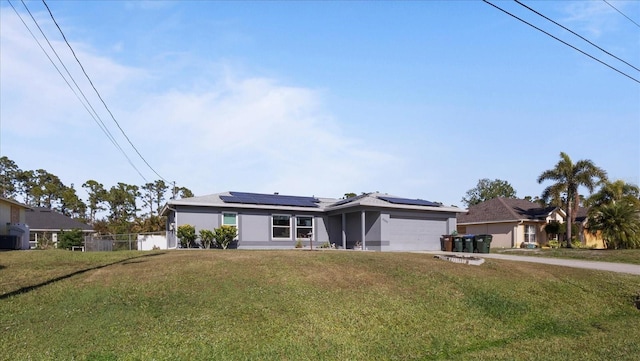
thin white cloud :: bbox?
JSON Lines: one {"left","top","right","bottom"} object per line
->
{"left": 560, "top": 1, "right": 620, "bottom": 37}
{"left": 1, "top": 6, "right": 401, "bottom": 200}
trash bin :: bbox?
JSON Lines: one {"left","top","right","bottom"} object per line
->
{"left": 475, "top": 234, "right": 493, "bottom": 253}
{"left": 463, "top": 235, "right": 475, "bottom": 253}
{"left": 453, "top": 236, "right": 464, "bottom": 252}
{"left": 441, "top": 235, "right": 454, "bottom": 252}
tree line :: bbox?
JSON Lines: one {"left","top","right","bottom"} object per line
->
{"left": 0, "top": 156, "right": 193, "bottom": 235}
{"left": 461, "top": 152, "right": 640, "bottom": 249}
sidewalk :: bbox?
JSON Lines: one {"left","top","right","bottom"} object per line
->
{"left": 424, "top": 251, "right": 640, "bottom": 276}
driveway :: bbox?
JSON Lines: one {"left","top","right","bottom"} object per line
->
{"left": 424, "top": 251, "right": 640, "bottom": 276}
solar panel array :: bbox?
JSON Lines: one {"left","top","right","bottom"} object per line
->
{"left": 220, "top": 191, "right": 320, "bottom": 208}
{"left": 378, "top": 196, "right": 441, "bottom": 207}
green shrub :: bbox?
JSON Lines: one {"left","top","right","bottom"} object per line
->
{"left": 295, "top": 239, "right": 303, "bottom": 248}
{"left": 57, "top": 229, "right": 84, "bottom": 250}
{"left": 177, "top": 224, "right": 197, "bottom": 248}
{"left": 213, "top": 225, "right": 237, "bottom": 249}
{"left": 199, "top": 229, "right": 215, "bottom": 249}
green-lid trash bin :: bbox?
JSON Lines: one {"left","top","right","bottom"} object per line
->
{"left": 475, "top": 234, "right": 493, "bottom": 253}
{"left": 453, "top": 236, "right": 464, "bottom": 252}
{"left": 463, "top": 235, "right": 475, "bottom": 253}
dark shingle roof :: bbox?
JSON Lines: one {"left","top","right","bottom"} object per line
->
{"left": 25, "top": 207, "right": 94, "bottom": 231}
{"left": 457, "top": 198, "right": 557, "bottom": 224}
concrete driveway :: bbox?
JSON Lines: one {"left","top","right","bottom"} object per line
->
{"left": 425, "top": 251, "right": 640, "bottom": 276}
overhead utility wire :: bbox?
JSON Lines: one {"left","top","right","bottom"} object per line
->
{"left": 482, "top": 0, "right": 640, "bottom": 84}
{"left": 515, "top": 0, "right": 640, "bottom": 73}
{"left": 603, "top": 0, "right": 640, "bottom": 29}
{"left": 8, "top": 0, "right": 147, "bottom": 182}
{"left": 41, "top": 0, "right": 169, "bottom": 183}
{"left": 16, "top": 0, "right": 122, "bottom": 149}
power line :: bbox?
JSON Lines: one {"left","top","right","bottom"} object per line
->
{"left": 515, "top": 0, "right": 640, "bottom": 73}
{"left": 603, "top": 0, "right": 640, "bottom": 29}
{"left": 16, "top": 1, "right": 122, "bottom": 148}
{"left": 482, "top": 0, "right": 640, "bottom": 84}
{"left": 7, "top": 0, "right": 148, "bottom": 182}
{"left": 40, "top": 0, "right": 169, "bottom": 183}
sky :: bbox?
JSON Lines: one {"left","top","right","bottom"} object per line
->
{"left": 1, "top": 0, "right": 639, "bottom": 208}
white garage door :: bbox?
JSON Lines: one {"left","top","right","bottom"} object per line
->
{"left": 388, "top": 216, "right": 446, "bottom": 251}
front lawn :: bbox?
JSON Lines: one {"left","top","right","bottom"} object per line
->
{"left": 1, "top": 250, "right": 639, "bottom": 360}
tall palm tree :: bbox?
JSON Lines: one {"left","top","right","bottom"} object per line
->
{"left": 537, "top": 152, "right": 607, "bottom": 248}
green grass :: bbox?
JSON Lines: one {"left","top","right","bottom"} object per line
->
{"left": 492, "top": 248, "right": 640, "bottom": 265}
{"left": 1, "top": 249, "right": 639, "bottom": 360}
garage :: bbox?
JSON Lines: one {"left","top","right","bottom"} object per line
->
{"left": 387, "top": 215, "right": 447, "bottom": 251}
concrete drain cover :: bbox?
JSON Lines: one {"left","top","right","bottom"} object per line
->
{"left": 434, "top": 254, "right": 485, "bottom": 266}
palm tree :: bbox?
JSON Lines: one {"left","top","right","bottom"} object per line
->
{"left": 586, "top": 179, "right": 640, "bottom": 208}
{"left": 537, "top": 152, "right": 607, "bottom": 248}
{"left": 587, "top": 202, "right": 640, "bottom": 249}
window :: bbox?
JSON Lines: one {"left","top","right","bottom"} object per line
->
{"left": 222, "top": 213, "right": 237, "bottom": 227}
{"left": 296, "top": 216, "right": 313, "bottom": 239}
{"left": 524, "top": 225, "right": 536, "bottom": 243}
{"left": 272, "top": 215, "right": 291, "bottom": 239}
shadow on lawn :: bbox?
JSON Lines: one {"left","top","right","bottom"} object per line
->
{"left": 0, "top": 252, "right": 166, "bottom": 300}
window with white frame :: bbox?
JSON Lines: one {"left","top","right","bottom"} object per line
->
{"left": 222, "top": 212, "right": 237, "bottom": 227}
{"left": 272, "top": 215, "right": 291, "bottom": 239}
{"left": 524, "top": 225, "right": 536, "bottom": 243}
{"left": 296, "top": 216, "right": 313, "bottom": 239}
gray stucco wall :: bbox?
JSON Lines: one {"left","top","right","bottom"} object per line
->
{"left": 173, "top": 206, "right": 328, "bottom": 249}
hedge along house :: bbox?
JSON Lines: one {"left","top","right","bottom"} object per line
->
{"left": 161, "top": 191, "right": 465, "bottom": 251}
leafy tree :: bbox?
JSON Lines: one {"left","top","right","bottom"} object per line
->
{"left": 82, "top": 180, "right": 108, "bottom": 223}
{"left": 58, "top": 184, "right": 87, "bottom": 220}
{"left": 141, "top": 180, "right": 169, "bottom": 217}
{"left": 213, "top": 225, "right": 237, "bottom": 249}
{"left": 587, "top": 202, "right": 640, "bottom": 249}
{"left": 537, "top": 152, "right": 607, "bottom": 248}
{"left": 177, "top": 224, "right": 197, "bottom": 248}
{"left": 57, "top": 228, "right": 84, "bottom": 250}
{"left": 461, "top": 178, "right": 517, "bottom": 207}
{"left": 199, "top": 229, "right": 215, "bottom": 249}
{"left": 14, "top": 169, "right": 35, "bottom": 204}
{"left": 106, "top": 183, "right": 140, "bottom": 234}
{"left": 0, "top": 156, "right": 19, "bottom": 198}
{"left": 132, "top": 215, "right": 166, "bottom": 233}
{"left": 173, "top": 186, "right": 194, "bottom": 199}
{"left": 343, "top": 192, "right": 357, "bottom": 199}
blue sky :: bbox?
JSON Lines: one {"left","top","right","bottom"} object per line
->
{"left": 1, "top": 0, "right": 638, "bottom": 207}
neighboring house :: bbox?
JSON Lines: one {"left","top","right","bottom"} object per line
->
{"left": 161, "top": 191, "right": 466, "bottom": 251}
{"left": 0, "top": 197, "right": 31, "bottom": 249}
{"left": 24, "top": 207, "right": 94, "bottom": 249}
{"left": 456, "top": 197, "right": 606, "bottom": 249}
{"left": 456, "top": 198, "right": 562, "bottom": 248}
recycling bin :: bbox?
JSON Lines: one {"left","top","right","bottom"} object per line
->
{"left": 453, "top": 236, "right": 464, "bottom": 252}
{"left": 463, "top": 235, "right": 475, "bottom": 253}
{"left": 475, "top": 234, "right": 493, "bottom": 253}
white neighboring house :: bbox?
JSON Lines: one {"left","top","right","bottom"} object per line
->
{"left": 0, "top": 197, "right": 30, "bottom": 250}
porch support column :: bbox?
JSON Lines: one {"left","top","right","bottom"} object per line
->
{"left": 361, "top": 210, "right": 366, "bottom": 250}
{"left": 341, "top": 213, "right": 346, "bottom": 249}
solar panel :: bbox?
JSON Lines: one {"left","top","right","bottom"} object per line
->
{"left": 221, "top": 192, "right": 320, "bottom": 208}
{"left": 378, "top": 196, "right": 441, "bottom": 207}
